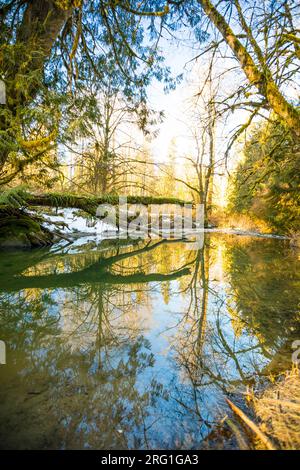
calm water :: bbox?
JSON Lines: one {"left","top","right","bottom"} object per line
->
{"left": 0, "top": 234, "right": 299, "bottom": 449}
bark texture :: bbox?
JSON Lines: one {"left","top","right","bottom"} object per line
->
{"left": 198, "top": 0, "right": 300, "bottom": 137}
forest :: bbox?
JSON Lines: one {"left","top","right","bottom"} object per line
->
{"left": 0, "top": 0, "right": 299, "bottom": 453}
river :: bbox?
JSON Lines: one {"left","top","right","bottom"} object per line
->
{"left": 0, "top": 233, "right": 299, "bottom": 449}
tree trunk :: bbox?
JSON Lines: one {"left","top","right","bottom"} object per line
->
{"left": 0, "top": 1, "right": 73, "bottom": 175}
{"left": 198, "top": 0, "right": 300, "bottom": 137}
{"left": 204, "top": 81, "right": 216, "bottom": 223}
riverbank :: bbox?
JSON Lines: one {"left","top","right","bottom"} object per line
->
{"left": 204, "top": 368, "right": 300, "bottom": 450}
{"left": 0, "top": 205, "right": 295, "bottom": 250}
{"left": 211, "top": 211, "right": 299, "bottom": 247}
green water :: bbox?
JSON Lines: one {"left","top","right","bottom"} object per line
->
{"left": 0, "top": 234, "right": 299, "bottom": 449}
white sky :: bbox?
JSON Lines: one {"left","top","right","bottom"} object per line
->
{"left": 148, "top": 39, "right": 199, "bottom": 162}
{"left": 146, "top": 37, "right": 248, "bottom": 167}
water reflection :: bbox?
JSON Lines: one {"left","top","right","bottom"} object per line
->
{"left": 0, "top": 235, "right": 299, "bottom": 449}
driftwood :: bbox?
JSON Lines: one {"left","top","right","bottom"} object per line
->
{"left": 226, "top": 398, "right": 276, "bottom": 450}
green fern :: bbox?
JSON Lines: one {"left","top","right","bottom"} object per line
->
{"left": 0, "top": 186, "right": 29, "bottom": 209}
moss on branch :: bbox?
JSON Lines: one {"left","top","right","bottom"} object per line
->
{"left": 20, "top": 191, "right": 192, "bottom": 216}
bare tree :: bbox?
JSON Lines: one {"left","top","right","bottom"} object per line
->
{"left": 163, "top": 57, "right": 220, "bottom": 224}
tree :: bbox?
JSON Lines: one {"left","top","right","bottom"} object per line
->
{"left": 169, "top": 57, "right": 220, "bottom": 224}
{"left": 197, "top": 0, "right": 300, "bottom": 138}
{"left": 158, "top": 138, "right": 179, "bottom": 198}
{"left": 67, "top": 75, "right": 155, "bottom": 195}
{"left": 228, "top": 118, "right": 300, "bottom": 233}
{"left": 0, "top": 1, "right": 176, "bottom": 186}
{"left": 1, "top": 0, "right": 299, "bottom": 245}
{"left": 1, "top": 1, "right": 299, "bottom": 188}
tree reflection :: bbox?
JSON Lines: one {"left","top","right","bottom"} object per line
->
{"left": 0, "top": 287, "right": 169, "bottom": 449}
{"left": 166, "top": 236, "right": 300, "bottom": 445}
{"left": 0, "top": 235, "right": 299, "bottom": 449}
{"left": 223, "top": 238, "right": 300, "bottom": 374}
{"left": 0, "top": 238, "right": 190, "bottom": 449}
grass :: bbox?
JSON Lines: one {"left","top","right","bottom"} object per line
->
{"left": 252, "top": 368, "right": 300, "bottom": 450}
{"left": 225, "top": 368, "right": 300, "bottom": 450}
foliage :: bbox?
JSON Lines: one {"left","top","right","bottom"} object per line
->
{"left": 228, "top": 120, "right": 300, "bottom": 234}
{"left": 0, "top": 1, "right": 202, "bottom": 187}
{"left": 0, "top": 185, "right": 28, "bottom": 209}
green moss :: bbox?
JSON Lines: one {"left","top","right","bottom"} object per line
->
{"left": 0, "top": 208, "right": 53, "bottom": 249}
{"left": 0, "top": 189, "right": 192, "bottom": 249}
{"left": 0, "top": 186, "right": 28, "bottom": 209}
{"left": 28, "top": 192, "right": 191, "bottom": 213}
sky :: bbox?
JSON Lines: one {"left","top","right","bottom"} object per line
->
{"left": 147, "top": 37, "right": 201, "bottom": 162}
